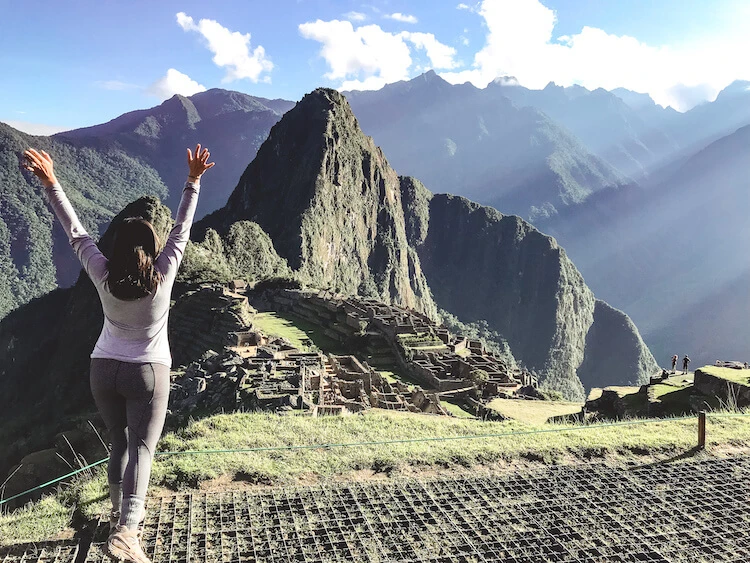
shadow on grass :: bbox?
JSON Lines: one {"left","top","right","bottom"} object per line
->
{"left": 0, "top": 539, "right": 79, "bottom": 555}
{"left": 628, "top": 446, "right": 704, "bottom": 471}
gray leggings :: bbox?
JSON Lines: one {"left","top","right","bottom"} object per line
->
{"left": 90, "top": 358, "right": 170, "bottom": 528}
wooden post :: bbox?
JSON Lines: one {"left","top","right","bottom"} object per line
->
{"left": 698, "top": 411, "right": 706, "bottom": 450}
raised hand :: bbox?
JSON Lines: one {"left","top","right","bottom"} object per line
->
{"left": 187, "top": 144, "right": 215, "bottom": 181}
{"left": 23, "top": 148, "right": 58, "bottom": 188}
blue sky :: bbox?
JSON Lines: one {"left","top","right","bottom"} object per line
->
{"left": 1, "top": 0, "right": 749, "bottom": 133}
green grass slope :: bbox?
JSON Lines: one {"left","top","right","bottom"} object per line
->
{"left": 5, "top": 409, "right": 750, "bottom": 545}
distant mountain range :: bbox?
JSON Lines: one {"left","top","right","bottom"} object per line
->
{"left": 345, "top": 71, "right": 627, "bottom": 221}
{"left": 539, "top": 124, "right": 750, "bottom": 367}
{"left": 60, "top": 89, "right": 295, "bottom": 218}
{"left": 345, "top": 72, "right": 750, "bottom": 369}
{"left": 1, "top": 73, "right": 748, "bottom": 373}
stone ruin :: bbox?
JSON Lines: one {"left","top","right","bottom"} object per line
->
{"left": 168, "top": 288, "right": 450, "bottom": 417}
{"left": 303, "top": 354, "right": 448, "bottom": 416}
{"left": 267, "top": 289, "right": 536, "bottom": 409}
{"left": 168, "top": 283, "right": 539, "bottom": 419}
{"left": 168, "top": 284, "right": 256, "bottom": 368}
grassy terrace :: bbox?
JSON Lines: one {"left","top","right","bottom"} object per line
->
{"left": 251, "top": 311, "right": 346, "bottom": 353}
{"left": 700, "top": 366, "right": 750, "bottom": 386}
{"left": 487, "top": 399, "right": 583, "bottom": 424}
{"left": 4, "top": 409, "right": 750, "bottom": 545}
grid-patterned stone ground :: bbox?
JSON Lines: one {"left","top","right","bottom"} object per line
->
{"left": 5, "top": 455, "right": 750, "bottom": 562}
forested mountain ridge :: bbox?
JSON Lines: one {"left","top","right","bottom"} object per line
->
{"left": 0, "top": 122, "right": 168, "bottom": 317}
{"left": 0, "top": 89, "right": 293, "bottom": 319}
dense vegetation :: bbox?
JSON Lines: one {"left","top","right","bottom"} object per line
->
{"left": 179, "top": 222, "right": 291, "bottom": 284}
{"left": 0, "top": 123, "right": 168, "bottom": 318}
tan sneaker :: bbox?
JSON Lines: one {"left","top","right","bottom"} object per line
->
{"left": 109, "top": 509, "right": 146, "bottom": 537}
{"left": 106, "top": 524, "right": 150, "bottom": 563}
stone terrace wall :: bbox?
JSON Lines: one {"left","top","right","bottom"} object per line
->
{"left": 694, "top": 368, "right": 750, "bottom": 407}
{"left": 169, "top": 285, "right": 256, "bottom": 367}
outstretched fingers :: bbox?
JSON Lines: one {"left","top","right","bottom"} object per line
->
{"left": 186, "top": 143, "right": 215, "bottom": 176}
{"left": 24, "top": 149, "right": 42, "bottom": 165}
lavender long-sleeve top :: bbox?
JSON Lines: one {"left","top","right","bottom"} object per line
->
{"left": 45, "top": 180, "right": 200, "bottom": 367}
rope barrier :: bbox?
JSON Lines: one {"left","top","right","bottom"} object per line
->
{"left": 0, "top": 414, "right": 702, "bottom": 507}
{"left": 0, "top": 458, "right": 108, "bottom": 507}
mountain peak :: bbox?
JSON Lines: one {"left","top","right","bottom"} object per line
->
{"left": 491, "top": 76, "right": 520, "bottom": 87}
{"left": 196, "top": 88, "right": 435, "bottom": 314}
{"left": 611, "top": 87, "right": 657, "bottom": 110}
{"left": 413, "top": 69, "right": 450, "bottom": 88}
{"left": 714, "top": 80, "right": 750, "bottom": 101}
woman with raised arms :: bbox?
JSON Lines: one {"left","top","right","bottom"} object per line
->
{"left": 23, "top": 144, "right": 214, "bottom": 563}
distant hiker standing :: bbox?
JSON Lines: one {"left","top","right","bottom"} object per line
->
{"left": 683, "top": 355, "right": 691, "bottom": 373}
{"left": 671, "top": 355, "right": 678, "bottom": 372}
{"left": 24, "top": 145, "right": 214, "bottom": 563}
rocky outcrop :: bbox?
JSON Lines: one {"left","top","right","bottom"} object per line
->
{"left": 694, "top": 368, "right": 750, "bottom": 407}
{"left": 577, "top": 300, "right": 658, "bottom": 389}
{"left": 197, "top": 88, "right": 436, "bottom": 317}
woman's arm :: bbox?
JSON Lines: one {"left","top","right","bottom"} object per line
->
{"left": 156, "top": 144, "right": 215, "bottom": 279}
{"left": 23, "top": 149, "right": 108, "bottom": 284}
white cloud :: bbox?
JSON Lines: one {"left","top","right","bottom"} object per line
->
{"left": 456, "top": 3, "right": 473, "bottom": 11}
{"left": 3, "top": 120, "right": 67, "bottom": 136}
{"left": 403, "top": 32, "right": 458, "bottom": 69}
{"left": 345, "top": 11, "right": 367, "bottom": 22}
{"left": 148, "top": 68, "right": 207, "bottom": 100}
{"left": 299, "top": 20, "right": 457, "bottom": 90}
{"left": 176, "top": 12, "right": 273, "bottom": 83}
{"left": 385, "top": 13, "right": 418, "bottom": 24}
{"left": 96, "top": 80, "right": 138, "bottom": 91}
{"left": 439, "top": 0, "right": 750, "bottom": 111}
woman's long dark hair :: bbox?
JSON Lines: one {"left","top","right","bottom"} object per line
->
{"left": 107, "top": 217, "right": 162, "bottom": 300}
